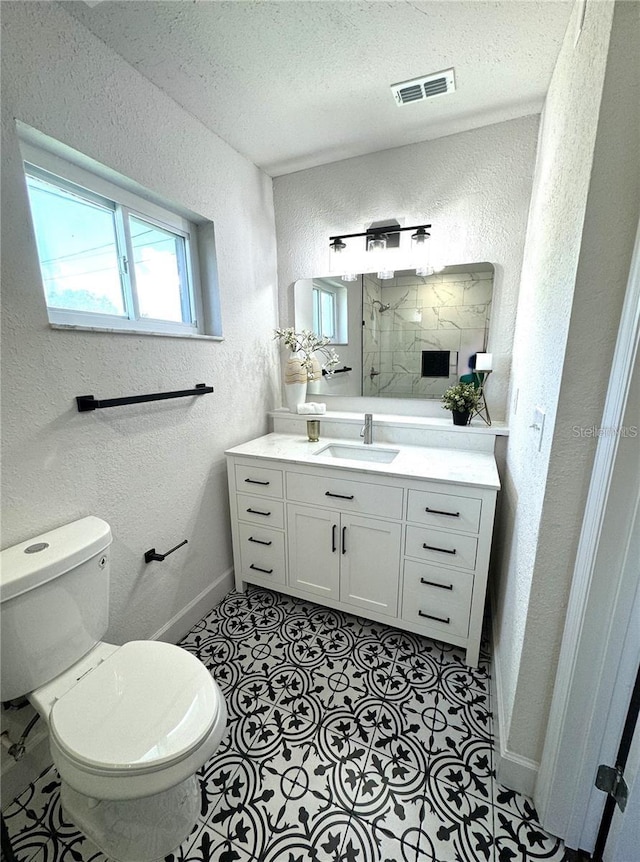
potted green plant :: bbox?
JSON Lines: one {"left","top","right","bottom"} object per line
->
{"left": 441, "top": 382, "right": 480, "bottom": 426}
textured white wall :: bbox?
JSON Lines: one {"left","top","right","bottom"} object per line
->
{"left": 273, "top": 116, "right": 540, "bottom": 420}
{"left": 494, "top": 0, "right": 639, "bottom": 769}
{"left": 0, "top": 2, "right": 279, "bottom": 643}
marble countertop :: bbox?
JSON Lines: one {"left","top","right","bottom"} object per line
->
{"left": 225, "top": 433, "right": 500, "bottom": 490}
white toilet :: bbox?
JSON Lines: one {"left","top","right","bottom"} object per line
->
{"left": 0, "top": 516, "right": 228, "bottom": 862}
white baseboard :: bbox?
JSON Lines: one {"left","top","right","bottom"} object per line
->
{"left": 491, "top": 594, "right": 539, "bottom": 798}
{"left": 150, "top": 566, "right": 234, "bottom": 644}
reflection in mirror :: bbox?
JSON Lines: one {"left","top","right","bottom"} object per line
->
{"left": 294, "top": 263, "right": 493, "bottom": 399}
{"left": 363, "top": 263, "right": 493, "bottom": 399}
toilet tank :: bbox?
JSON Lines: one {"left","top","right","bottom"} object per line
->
{"left": 0, "top": 517, "right": 112, "bottom": 702}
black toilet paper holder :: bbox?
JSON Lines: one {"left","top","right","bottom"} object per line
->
{"left": 144, "top": 539, "right": 188, "bottom": 564}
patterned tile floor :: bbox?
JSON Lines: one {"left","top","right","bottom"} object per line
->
{"left": 3, "top": 587, "right": 568, "bottom": 862}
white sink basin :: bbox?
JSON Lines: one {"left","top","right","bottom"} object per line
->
{"left": 313, "top": 443, "right": 399, "bottom": 463}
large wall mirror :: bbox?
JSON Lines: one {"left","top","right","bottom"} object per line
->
{"left": 294, "top": 263, "right": 493, "bottom": 399}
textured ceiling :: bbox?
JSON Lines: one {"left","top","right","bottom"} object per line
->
{"left": 63, "top": 0, "right": 573, "bottom": 176}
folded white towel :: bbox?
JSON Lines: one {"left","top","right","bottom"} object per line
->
{"left": 297, "top": 402, "right": 327, "bottom": 415}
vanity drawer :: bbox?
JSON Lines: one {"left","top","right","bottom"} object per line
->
{"left": 236, "top": 494, "right": 285, "bottom": 529}
{"left": 235, "top": 465, "right": 283, "bottom": 498}
{"left": 405, "top": 525, "right": 477, "bottom": 571}
{"left": 401, "top": 560, "right": 473, "bottom": 638}
{"left": 407, "top": 488, "right": 481, "bottom": 534}
{"left": 286, "top": 471, "right": 403, "bottom": 520}
{"left": 238, "top": 523, "right": 286, "bottom": 585}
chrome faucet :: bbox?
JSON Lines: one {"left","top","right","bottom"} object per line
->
{"left": 360, "top": 413, "right": 373, "bottom": 445}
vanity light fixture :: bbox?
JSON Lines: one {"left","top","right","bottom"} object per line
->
{"left": 368, "top": 234, "right": 392, "bottom": 277}
{"left": 330, "top": 224, "right": 430, "bottom": 250}
{"left": 411, "top": 226, "right": 433, "bottom": 276}
{"left": 341, "top": 273, "right": 358, "bottom": 282}
{"left": 411, "top": 226, "right": 429, "bottom": 247}
{"left": 367, "top": 235, "right": 388, "bottom": 253}
{"left": 329, "top": 223, "right": 431, "bottom": 280}
{"left": 329, "top": 237, "right": 347, "bottom": 254}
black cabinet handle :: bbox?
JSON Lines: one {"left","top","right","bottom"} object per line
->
{"left": 250, "top": 564, "right": 273, "bottom": 574}
{"left": 422, "top": 543, "right": 457, "bottom": 555}
{"left": 332, "top": 524, "right": 337, "bottom": 553}
{"left": 425, "top": 507, "right": 460, "bottom": 518}
{"left": 325, "top": 491, "right": 355, "bottom": 500}
{"left": 342, "top": 526, "right": 347, "bottom": 555}
{"left": 420, "top": 577, "right": 453, "bottom": 591}
{"left": 418, "top": 610, "right": 450, "bottom": 624}
{"left": 245, "top": 478, "right": 270, "bottom": 486}
{"left": 248, "top": 536, "right": 272, "bottom": 546}
{"left": 247, "top": 507, "right": 271, "bottom": 516}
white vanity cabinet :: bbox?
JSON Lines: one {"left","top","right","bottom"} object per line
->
{"left": 226, "top": 436, "right": 499, "bottom": 667}
{"left": 287, "top": 506, "right": 401, "bottom": 615}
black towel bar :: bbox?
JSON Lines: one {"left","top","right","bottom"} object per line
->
{"left": 323, "top": 366, "right": 352, "bottom": 376}
{"left": 76, "top": 384, "right": 213, "bottom": 412}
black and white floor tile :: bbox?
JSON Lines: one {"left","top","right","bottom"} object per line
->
{"left": 2, "top": 587, "right": 569, "bottom": 862}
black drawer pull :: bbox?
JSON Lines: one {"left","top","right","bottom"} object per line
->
{"left": 248, "top": 536, "right": 272, "bottom": 546}
{"left": 250, "top": 564, "right": 273, "bottom": 574}
{"left": 332, "top": 524, "right": 337, "bottom": 553}
{"left": 247, "top": 507, "right": 271, "bottom": 516}
{"left": 422, "top": 543, "right": 457, "bottom": 555}
{"left": 425, "top": 506, "right": 460, "bottom": 518}
{"left": 245, "top": 478, "right": 270, "bottom": 486}
{"left": 325, "top": 491, "right": 355, "bottom": 500}
{"left": 342, "top": 525, "right": 347, "bottom": 555}
{"left": 420, "top": 577, "right": 453, "bottom": 591}
{"left": 418, "top": 610, "right": 450, "bottom": 625}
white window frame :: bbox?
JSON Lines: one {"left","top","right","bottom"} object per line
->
{"left": 22, "top": 143, "right": 207, "bottom": 338}
{"left": 311, "top": 279, "right": 348, "bottom": 344}
{"left": 312, "top": 284, "right": 338, "bottom": 341}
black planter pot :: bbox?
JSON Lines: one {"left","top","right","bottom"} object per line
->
{"left": 452, "top": 409, "right": 471, "bottom": 426}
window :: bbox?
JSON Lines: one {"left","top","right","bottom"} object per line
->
{"left": 312, "top": 284, "right": 337, "bottom": 341}
{"left": 311, "top": 279, "right": 347, "bottom": 343}
{"left": 21, "top": 139, "right": 221, "bottom": 338}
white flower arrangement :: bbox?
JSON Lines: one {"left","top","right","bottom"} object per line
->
{"left": 441, "top": 382, "right": 481, "bottom": 413}
{"left": 274, "top": 328, "right": 340, "bottom": 380}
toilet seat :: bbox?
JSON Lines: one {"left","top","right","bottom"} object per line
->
{"left": 48, "top": 640, "right": 227, "bottom": 800}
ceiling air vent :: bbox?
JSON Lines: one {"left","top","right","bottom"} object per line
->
{"left": 391, "top": 68, "right": 456, "bottom": 106}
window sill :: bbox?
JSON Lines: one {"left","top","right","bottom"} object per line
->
{"left": 50, "top": 323, "right": 224, "bottom": 342}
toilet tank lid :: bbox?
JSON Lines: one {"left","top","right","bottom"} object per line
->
{"left": 0, "top": 517, "right": 112, "bottom": 603}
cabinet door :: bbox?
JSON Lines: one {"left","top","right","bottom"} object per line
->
{"left": 287, "top": 504, "right": 340, "bottom": 599}
{"left": 339, "top": 514, "right": 401, "bottom": 617}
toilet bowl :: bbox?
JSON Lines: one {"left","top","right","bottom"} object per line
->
{"left": 0, "top": 517, "right": 228, "bottom": 861}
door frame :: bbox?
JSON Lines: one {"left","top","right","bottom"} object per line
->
{"left": 535, "top": 220, "right": 640, "bottom": 851}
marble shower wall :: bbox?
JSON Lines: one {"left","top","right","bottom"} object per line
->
{"left": 363, "top": 268, "right": 493, "bottom": 398}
